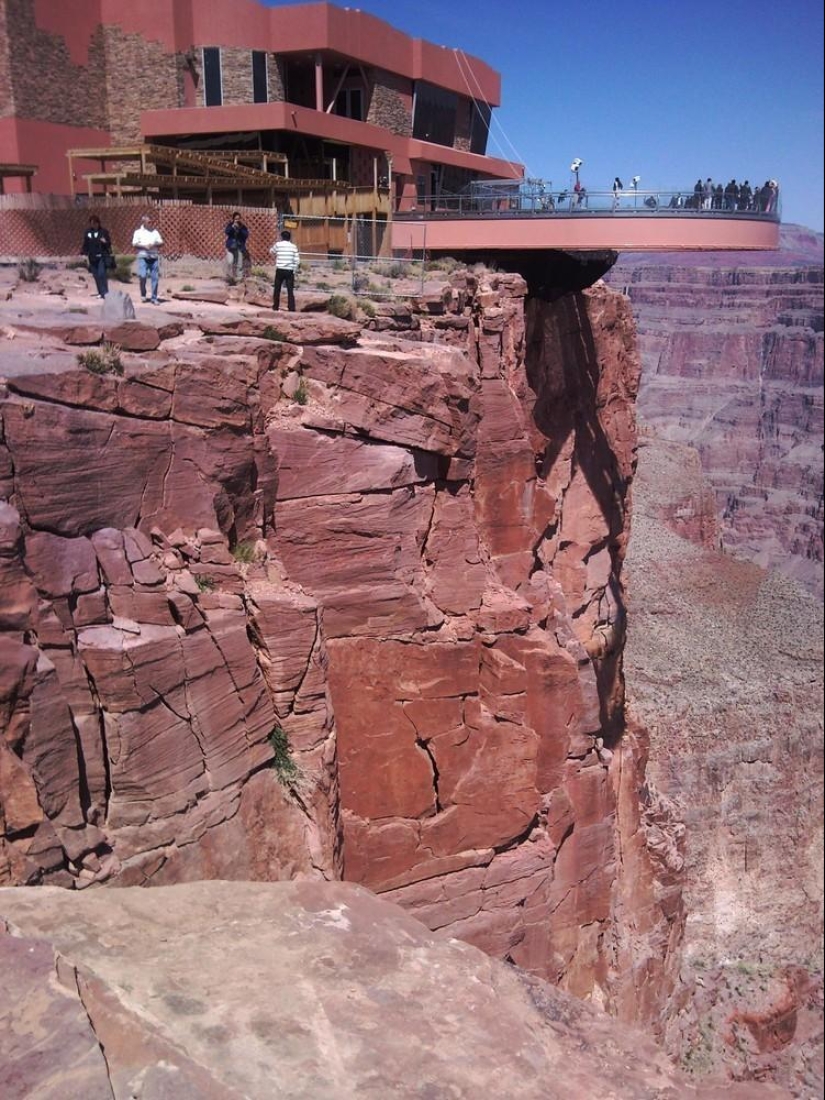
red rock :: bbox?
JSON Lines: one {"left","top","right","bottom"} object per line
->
{"left": 106, "top": 322, "right": 160, "bottom": 351}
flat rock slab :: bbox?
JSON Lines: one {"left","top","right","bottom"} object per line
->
{"left": 0, "top": 881, "right": 790, "bottom": 1100}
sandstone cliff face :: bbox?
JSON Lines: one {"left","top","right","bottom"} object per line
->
{"left": 0, "top": 269, "right": 682, "bottom": 1024}
{"left": 607, "top": 227, "right": 824, "bottom": 597}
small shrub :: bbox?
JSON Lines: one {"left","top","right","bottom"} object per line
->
{"left": 327, "top": 294, "right": 355, "bottom": 319}
{"left": 360, "top": 300, "right": 376, "bottom": 318}
{"left": 425, "top": 256, "right": 460, "bottom": 273}
{"left": 65, "top": 259, "right": 88, "bottom": 270}
{"left": 68, "top": 307, "right": 89, "bottom": 315}
{"left": 232, "top": 541, "right": 256, "bottom": 563}
{"left": 268, "top": 726, "right": 299, "bottom": 785}
{"left": 194, "top": 575, "right": 215, "bottom": 593}
{"left": 181, "top": 284, "right": 195, "bottom": 292}
{"left": 17, "top": 258, "right": 42, "bottom": 282}
{"left": 112, "top": 255, "right": 133, "bottom": 283}
{"left": 262, "top": 325, "right": 285, "bottom": 341}
{"left": 77, "top": 341, "right": 123, "bottom": 376}
{"left": 251, "top": 267, "right": 270, "bottom": 279}
{"left": 314, "top": 280, "right": 332, "bottom": 291}
{"left": 293, "top": 378, "right": 309, "bottom": 406}
{"left": 385, "top": 260, "right": 412, "bottom": 279}
{"left": 331, "top": 258, "right": 348, "bottom": 272}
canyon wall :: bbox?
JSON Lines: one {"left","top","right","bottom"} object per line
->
{"left": 623, "top": 435, "right": 823, "bottom": 1093}
{"left": 606, "top": 226, "right": 824, "bottom": 597}
{"left": 0, "top": 267, "right": 683, "bottom": 1026}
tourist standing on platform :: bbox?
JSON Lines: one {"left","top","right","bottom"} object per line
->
{"left": 612, "top": 177, "right": 623, "bottom": 209}
{"left": 81, "top": 215, "right": 113, "bottom": 299}
{"left": 131, "top": 214, "right": 164, "bottom": 304}
{"left": 270, "top": 229, "right": 300, "bottom": 311}
{"left": 224, "top": 212, "right": 249, "bottom": 283}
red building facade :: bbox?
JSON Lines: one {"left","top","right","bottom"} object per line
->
{"left": 0, "top": 0, "right": 523, "bottom": 205}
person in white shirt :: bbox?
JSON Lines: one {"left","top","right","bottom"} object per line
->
{"left": 269, "top": 229, "right": 300, "bottom": 311}
{"left": 131, "top": 214, "right": 164, "bottom": 304}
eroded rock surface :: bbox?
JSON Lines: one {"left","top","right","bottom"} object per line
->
{"left": 0, "top": 880, "right": 792, "bottom": 1100}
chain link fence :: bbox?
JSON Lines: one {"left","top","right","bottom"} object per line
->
{"left": 0, "top": 200, "right": 446, "bottom": 300}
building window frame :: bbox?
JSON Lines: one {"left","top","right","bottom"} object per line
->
{"left": 203, "top": 47, "right": 223, "bottom": 107}
{"left": 252, "top": 50, "right": 268, "bottom": 104}
{"left": 334, "top": 87, "right": 363, "bottom": 121}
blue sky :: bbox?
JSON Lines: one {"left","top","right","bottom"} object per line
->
{"left": 264, "top": 0, "right": 824, "bottom": 231}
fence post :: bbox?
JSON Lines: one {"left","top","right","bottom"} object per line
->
{"left": 420, "top": 223, "right": 426, "bottom": 296}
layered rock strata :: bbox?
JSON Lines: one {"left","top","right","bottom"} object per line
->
{"left": 607, "top": 227, "right": 824, "bottom": 597}
{"left": 0, "top": 270, "right": 683, "bottom": 1024}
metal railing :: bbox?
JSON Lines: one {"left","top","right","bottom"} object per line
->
{"left": 397, "top": 184, "right": 781, "bottom": 221}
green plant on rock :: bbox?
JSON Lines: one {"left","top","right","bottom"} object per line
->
{"left": 77, "top": 341, "right": 124, "bottom": 376}
{"left": 194, "top": 574, "right": 215, "bottom": 593}
{"left": 17, "top": 258, "right": 42, "bottom": 282}
{"left": 262, "top": 325, "right": 286, "bottom": 342}
{"left": 268, "top": 726, "right": 299, "bottom": 786}
{"left": 181, "top": 284, "right": 195, "bottom": 292}
{"left": 232, "top": 541, "right": 256, "bottom": 563}
{"left": 293, "top": 378, "right": 309, "bottom": 406}
{"left": 359, "top": 300, "right": 376, "bottom": 318}
{"left": 327, "top": 294, "right": 355, "bottom": 319}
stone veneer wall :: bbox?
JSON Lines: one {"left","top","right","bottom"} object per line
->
{"left": 0, "top": 1, "right": 14, "bottom": 119}
{"left": 1, "top": 0, "right": 186, "bottom": 143}
{"left": 267, "top": 54, "right": 286, "bottom": 103}
{"left": 366, "top": 69, "right": 412, "bottom": 137}
{"left": 212, "top": 45, "right": 253, "bottom": 108}
{"left": 454, "top": 97, "right": 472, "bottom": 154}
{"left": 103, "top": 27, "right": 186, "bottom": 145}
{"left": 197, "top": 47, "right": 286, "bottom": 109}
{"left": 2, "top": 0, "right": 108, "bottom": 129}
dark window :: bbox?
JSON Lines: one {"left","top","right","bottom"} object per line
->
{"left": 252, "top": 51, "right": 268, "bottom": 103}
{"left": 334, "top": 87, "right": 363, "bottom": 121}
{"left": 469, "top": 101, "right": 491, "bottom": 155}
{"left": 203, "top": 47, "right": 222, "bottom": 106}
{"left": 412, "top": 81, "right": 457, "bottom": 147}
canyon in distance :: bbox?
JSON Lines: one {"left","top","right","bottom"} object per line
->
{"left": 0, "top": 225, "right": 822, "bottom": 1099}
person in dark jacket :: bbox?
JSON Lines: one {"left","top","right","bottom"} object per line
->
{"left": 81, "top": 215, "right": 113, "bottom": 298}
{"left": 224, "top": 212, "right": 249, "bottom": 282}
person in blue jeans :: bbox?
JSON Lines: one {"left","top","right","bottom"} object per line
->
{"left": 131, "top": 214, "right": 164, "bottom": 303}
{"left": 80, "top": 215, "right": 113, "bottom": 298}
{"left": 224, "top": 212, "right": 250, "bottom": 283}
